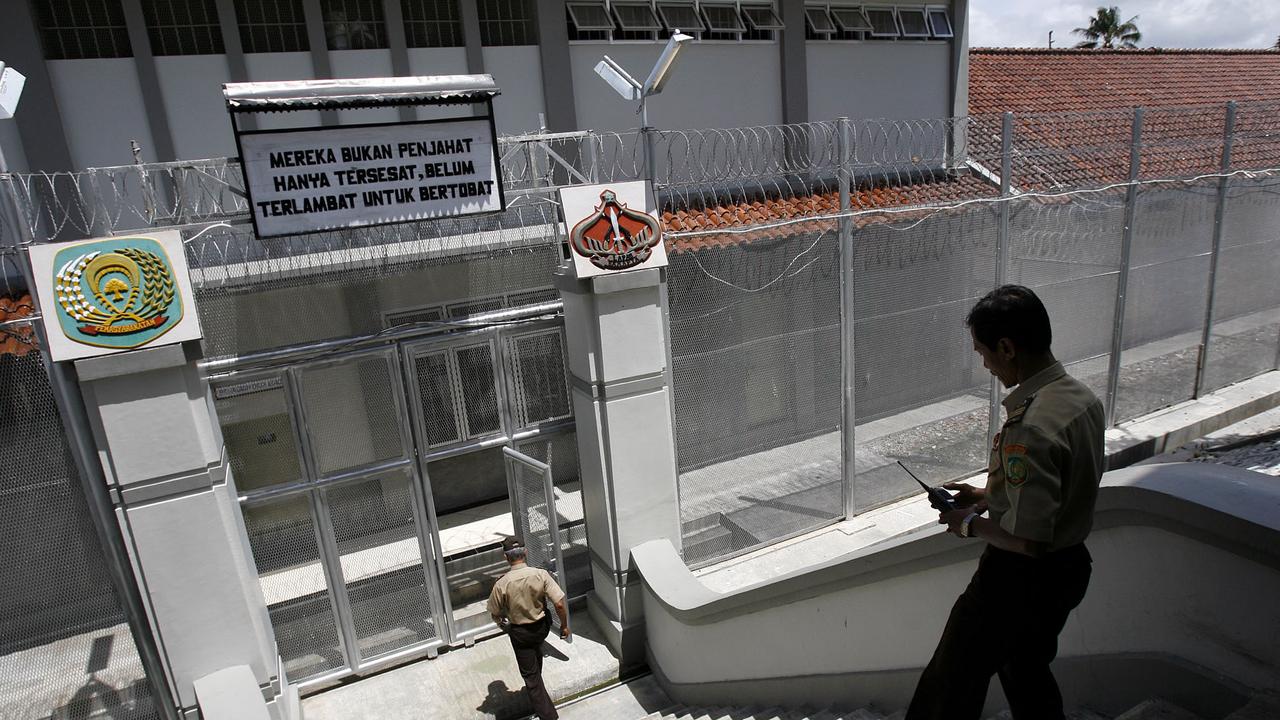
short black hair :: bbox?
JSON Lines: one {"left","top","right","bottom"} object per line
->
{"left": 966, "top": 285, "right": 1053, "bottom": 354}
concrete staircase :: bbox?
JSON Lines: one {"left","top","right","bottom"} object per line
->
{"left": 558, "top": 674, "right": 1280, "bottom": 720}
{"left": 618, "top": 698, "right": 1280, "bottom": 720}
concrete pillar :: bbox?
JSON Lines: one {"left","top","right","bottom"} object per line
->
{"left": 554, "top": 266, "right": 682, "bottom": 668}
{"left": 74, "top": 342, "right": 298, "bottom": 720}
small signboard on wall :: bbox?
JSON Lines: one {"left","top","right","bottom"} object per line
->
{"left": 238, "top": 117, "right": 504, "bottom": 238}
{"left": 559, "top": 181, "right": 667, "bottom": 279}
{"left": 27, "top": 230, "right": 202, "bottom": 362}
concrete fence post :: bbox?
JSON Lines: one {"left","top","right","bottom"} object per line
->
{"left": 1104, "top": 107, "right": 1145, "bottom": 427}
{"left": 836, "top": 116, "right": 855, "bottom": 518}
{"left": 553, "top": 266, "right": 682, "bottom": 670}
{"left": 1194, "top": 101, "right": 1237, "bottom": 397}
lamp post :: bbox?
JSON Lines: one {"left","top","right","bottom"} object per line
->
{"left": 593, "top": 31, "right": 694, "bottom": 181}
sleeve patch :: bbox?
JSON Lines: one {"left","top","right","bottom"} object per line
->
{"left": 1006, "top": 454, "right": 1029, "bottom": 486}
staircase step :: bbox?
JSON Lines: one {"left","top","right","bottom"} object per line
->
{"left": 1115, "top": 699, "right": 1204, "bottom": 720}
{"left": 1068, "top": 709, "right": 1112, "bottom": 720}
{"left": 1224, "top": 692, "right": 1280, "bottom": 720}
{"left": 843, "top": 710, "right": 885, "bottom": 720}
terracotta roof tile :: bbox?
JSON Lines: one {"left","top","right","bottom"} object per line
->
{"left": 968, "top": 49, "right": 1280, "bottom": 187}
{"left": 970, "top": 48, "right": 1280, "bottom": 115}
{"left": 663, "top": 172, "right": 998, "bottom": 255}
{"left": 0, "top": 294, "right": 38, "bottom": 357}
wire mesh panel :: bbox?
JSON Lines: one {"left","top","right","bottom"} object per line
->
{"left": 1113, "top": 183, "right": 1215, "bottom": 421}
{"left": 455, "top": 344, "right": 503, "bottom": 437}
{"left": 296, "top": 352, "right": 407, "bottom": 477}
{"left": 242, "top": 494, "right": 347, "bottom": 681}
{"left": 852, "top": 204, "right": 999, "bottom": 510}
{"left": 0, "top": 350, "right": 160, "bottom": 719}
{"left": 413, "top": 351, "right": 464, "bottom": 447}
{"left": 192, "top": 239, "right": 564, "bottom": 361}
{"left": 515, "top": 431, "right": 588, "bottom": 596}
{"left": 667, "top": 226, "right": 844, "bottom": 566}
{"left": 213, "top": 374, "right": 303, "bottom": 493}
{"left": 1007, "top": 195, "right": 1122, "bottom": 410}
{"left": 323, "top": 470, "right": 441, "bottom": 661}
{"left": 504, "top": 448, "right": 569, "bottom": 633}
{"left": 1203, "top": 175, "right": 1280, "bottom": 393}
{"left": 506, "top": 329, "right": 572, "bottom": 429}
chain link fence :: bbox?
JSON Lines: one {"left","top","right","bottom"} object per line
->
{"left": 664, "top": 102, "right": 1280, "bottom": 567}
{"left": 0, "top": 338, "right": 162, "bottom": 719}
{"left": 2, "top": 103, "right": 1278, "bottom": 602}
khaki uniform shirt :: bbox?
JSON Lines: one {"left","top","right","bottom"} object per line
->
{"left": 487, "top": 565, "right": 565, "bottom": 625}
{"left": 986, "top": 362, "right": 1106, "bottom": 551}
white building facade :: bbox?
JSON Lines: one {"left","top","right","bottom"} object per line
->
{"left": 0, "top": 0, "right": 967, "bottom": 172}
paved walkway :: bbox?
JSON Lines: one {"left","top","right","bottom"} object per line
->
{"left": 300, "top": 607, "right": 619, "bottom": 720}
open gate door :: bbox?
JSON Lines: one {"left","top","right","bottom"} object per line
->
{"left": 502, "top": 446, "right": 571, "bottom": 639}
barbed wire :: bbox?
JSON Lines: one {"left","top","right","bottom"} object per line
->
{"left": 1, "top": 101, "right": 1277, "bottom": 299}
{"left": 662, "top": 165, "right": 1280, "bottom": 241}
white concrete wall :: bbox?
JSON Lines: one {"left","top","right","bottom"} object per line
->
{"left": 807, "top": 41, "right": 952, "bottom": 121}
{"left": 407, "top": 48, "right": 470, "bottom": 122}
{"left": 243, "top": 52, "right": 321, "bottom": 130}
{"left": 329, "top": 49, "right": 399, "bottom": 125}
{"left": 484, "top": 46, "right": 546, "bottom": 136}
{"left": 635, "top": 463, "right": 1280, "bottom": 718}
{"left": 569, "top": 42, "right": 782, "bottom": 132}
{"left": 47, "top": 59, "right": 155, "bottom": 167}
{"left": 155, "top": 56, "right": 236, "bottom": 160}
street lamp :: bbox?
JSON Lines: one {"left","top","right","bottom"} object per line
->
{"left": 593, "top": 31, "right": 693, "bottom": 128}
{"left": 593, "top": 32, "right": 693, "bottom": 180}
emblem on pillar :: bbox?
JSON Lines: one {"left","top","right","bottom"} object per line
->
{"left": 569, "top": 189, "right": 663, "bottom": 271}
{"left": 559, "top": 181, "right": 668, "bottom": 279}
{"left": 28, "top": 231, "right": 202, "bottom": 361}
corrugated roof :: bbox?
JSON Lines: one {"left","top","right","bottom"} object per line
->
{"left": 223, "top": 75, "right": 500, "bottom": 112}
{"left": 0, "top": 294, "right": 38, "bottom": 357}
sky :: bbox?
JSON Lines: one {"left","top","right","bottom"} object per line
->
{"left": 969, "top": 0, "right": 1280, "bottom": 50}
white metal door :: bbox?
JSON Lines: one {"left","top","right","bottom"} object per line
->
{"left": 503, "top": 447, "right": 571, "bottom": 638}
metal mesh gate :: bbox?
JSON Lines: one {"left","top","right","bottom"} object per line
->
{"left": 0, "top": 349, "right": 161, "bottom": 720}
{"left": 504, "top": 448, "right": 570, "bottom": 635}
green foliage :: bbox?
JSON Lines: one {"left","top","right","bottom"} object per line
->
{"left": 1072, "top": 6, "right": 1142, "bottom": 49}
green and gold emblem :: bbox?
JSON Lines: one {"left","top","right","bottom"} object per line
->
{"left": 51, "top": 237, "right": 182, "bottom": 350}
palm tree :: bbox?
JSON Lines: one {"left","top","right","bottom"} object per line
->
{"left": 1073, "top": 7, "right": 1142, "bottom": 49}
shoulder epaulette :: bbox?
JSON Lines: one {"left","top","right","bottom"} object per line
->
{"left": 1005, "top": 393, "right": 1036, "bottom": 424}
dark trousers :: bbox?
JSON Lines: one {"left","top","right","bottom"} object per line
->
{"left": 508, "top": 616, "right": 557, "bottom": 720}
{"left": 906, "top": 544, "right": 1092, "bottom": 720}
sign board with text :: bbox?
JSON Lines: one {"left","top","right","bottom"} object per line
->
{"left": 237, "top": 116, "right": 504, "bottom": 238}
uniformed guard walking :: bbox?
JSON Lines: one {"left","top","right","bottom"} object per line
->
{"left": 487, "top": 536, "right": 570, "bottom": 720}
{"left": 906, "top": 285, "right": 1106, "bottom": 720}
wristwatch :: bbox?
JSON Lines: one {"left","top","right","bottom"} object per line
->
{"left": 960, "top": 512, "right": 980, "bottom": 538}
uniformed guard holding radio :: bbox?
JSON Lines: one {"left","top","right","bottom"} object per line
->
{"left": 906, "top": 285, "right": 1106, "bottom": 720}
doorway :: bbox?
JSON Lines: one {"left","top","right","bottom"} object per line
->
{"left": 213, "top": 319, "right": 584, "bottom": 687}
